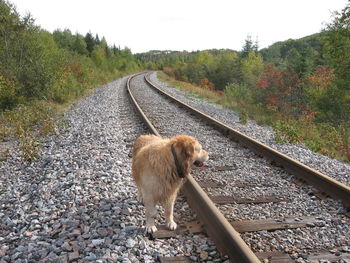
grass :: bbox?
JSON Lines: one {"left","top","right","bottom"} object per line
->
{"left": 157, "top": 71, "right": 350, "bottom": 164}
{"left": 0, "top": 71, "right": 134, "bottom": 162}
{"left": 0, "top": 100, "right": 66, "bottom": 161}
{"left": 157, "top": 71, "right": 224, "bottom": 104}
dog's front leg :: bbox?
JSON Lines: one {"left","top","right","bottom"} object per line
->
{"left": 164, "top": 196, "right": 177, "bottom": 231}
{"left": 144, "top": 198, "right": 158, "bottom": 233}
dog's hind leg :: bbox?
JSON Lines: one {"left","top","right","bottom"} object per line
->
{"left": 164, "top": 195, "right": 177, "bottom": 231}
{"left": 144, "top": 196, "right": 158, "bottom": 233}
{"left": 136, "top": 186, "right": 143, "bottom": 203}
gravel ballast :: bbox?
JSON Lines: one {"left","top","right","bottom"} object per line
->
{"left": 0, "top": 77, "right": 224, "bottom": 263}
{"left": 149, "top": 72, "right": 350, "bottom": 187}
{"left": 1, "top": 72, "right": 349, "bottom": 263}
{"left": 129, "top": 72, "right": 350, "bottom": 262}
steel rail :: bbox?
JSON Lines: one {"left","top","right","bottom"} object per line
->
{"left": 144, "top": 72, "right": 350, "bottom": 209}
{"left": 127, "top": 73, "right": 261, "bottom": 263}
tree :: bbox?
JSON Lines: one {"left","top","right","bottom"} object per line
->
{"left": 73, "top": 34, "right": 88, "bottom": 56}
{"left": 95, "top": 34, "right": 100, "bottom": 45}
{"left": 0, "top": 1, "right": 59, "bottom": 99}
{"left": 186, "top": 51, "right": 214, "bottom": 84}
{"left": 211, "top": 52, "right": 239, "bottom": 90}
{"left": 52, "top": 29, "right": 74, "bottom": 50}
{"left": 84, "top": 32, "right": 95, "bottom": 54}
{"left": 314, "top": 4, "right": 350, "bottom": 158}
{"left": 91, "top": 45, "right": 105, "bottom": 66}
{"left": 112, "top": 44, "right": 119, "bottom": 55}
{"left": 240, "top": 51, "right": 264, "bottom": 87}
{"left": 241, "top": 35, "right": 257, "bottom": 58}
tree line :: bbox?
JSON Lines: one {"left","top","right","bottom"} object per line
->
{"left": 0, "top": 0, "right": 140, "bottom": 111}
{"left": 137, "top": 3, "right": 350, "bottom": 161}
{"left": 1, "top": 0, "right": 349, "bottom": 161}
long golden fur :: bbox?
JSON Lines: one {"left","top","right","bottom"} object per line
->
{"left": 132, "top": 134, "right": 209, "bottom": 233}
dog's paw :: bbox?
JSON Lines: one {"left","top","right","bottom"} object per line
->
{"left": 146, "top": 225, "right": 158, "bottom": 233}
{"left": 166, "top": 221, "right": 177, "bottom": 231}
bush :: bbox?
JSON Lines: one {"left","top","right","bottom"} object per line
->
{"left": 224, "top": 82, "right": 253, "bottom": 104}
{"left": 3, "top": 100, "right": 56, "bottom": 160}
{"left": 273, "top": 120, "right": 302, "bottom": 143}
{"left": 0, "top": 76, "right": 22, "bottom": 110}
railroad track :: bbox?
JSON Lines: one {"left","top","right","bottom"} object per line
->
{"left": 126, "top": 72, "right": 350, "bottom": 263}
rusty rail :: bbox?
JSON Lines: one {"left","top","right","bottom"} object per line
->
{"left": 127, "top": 73, "right": 261, "bottom": 263}
{"left": 144, "top": 72, "right": 350, "bottom": 209}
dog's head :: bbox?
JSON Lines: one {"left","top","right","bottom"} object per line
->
{"left": 171, "top": 135, "right": 209, "bottom": 176}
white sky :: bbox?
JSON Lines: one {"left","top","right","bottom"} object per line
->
{"left": 10, "top": 0, "right": 348, "bottom": 54}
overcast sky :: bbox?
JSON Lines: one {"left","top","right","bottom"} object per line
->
{"left": 9, "top": 0, "right": 348, "bottom": 54}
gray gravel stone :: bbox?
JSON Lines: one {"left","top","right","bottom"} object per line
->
{"left": 130, "top": 72, "right": 350, "bottom": 257}
{"left": 149, "top": 72, "right": 350, "bottom": 187}
{"left": 0, "top": 76, "right": 225, "bottom": 262}
{"left": 3, "top": 72, "right": 348, "bottom": 262}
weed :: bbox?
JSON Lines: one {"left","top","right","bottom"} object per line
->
{"left": 239, "top": 111, "right": 248, "bottom": 124}
{"left": 0, "top": 149, "right": 10, "bottom": 160}
{"left": 274, "top": 133, "right": 289, "bottom": 144}
{"left": 2, "top": 101, "right": 59, "bottom": 161}
{"left": 273, "top": 120, "right": 302, "bottom": 143}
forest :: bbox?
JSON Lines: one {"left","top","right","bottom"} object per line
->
{"left": 138, "top": 4, "right": 350, "bottom": 162}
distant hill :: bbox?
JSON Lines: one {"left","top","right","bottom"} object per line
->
{"left": 259, "top": 32, "right": 324, "bottom": 66}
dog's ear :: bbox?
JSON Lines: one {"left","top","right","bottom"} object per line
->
{"left": 173, "top": 139, "right": 194, "bottom": 159}
{"left": 183, "top": 141, "right": 194, "bottom": 159}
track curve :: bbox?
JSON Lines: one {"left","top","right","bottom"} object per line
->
{"left": 127, "top": 72, "right": 350, "bottom": 263}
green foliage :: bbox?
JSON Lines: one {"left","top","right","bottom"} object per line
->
{"left": 241, "top": 35, "right": 258, "bottom": 58}
{"left": 91, "top": 45, "right": 105, "bottom": 66}
{"left": 224, "top": 82, "right": 253, "bottom": 104}
{"left": 210, "top": 52, "right": 239, "bottom": 90}
{"left": 0, "top": 76, "right": 22, "bottom": 110}
{"left": 53, "top": 29, "right": 75, "bottom": 50}
{"left": 3, "top": 101, "right": 56, "bottom": 161}
{"left": 313, "top": 4, "right": 350, "bottom": 158}
{"left": 139, "top": 3, "right": 350, "bottom": 162}
{"left": 0, "top": 0, "right": 140, "bottom": 111}
{"left": 0, "top": 0, "right": 141, "bottom": 161}
{"left": 84, "top": 32, "right": 95, "bottom": 54}
{"left": 240, "top": 51, "right": 264, "bottom": 87}
{"left": 239, "top": 110, "right": 248, "bottom": 124}
{"left": 0, "top": 0, "right": 47, "bottom": 98}
{"left": 73, "top": 34, "right": 89, "bottom": 56}
{"left": 273, "top": 120, "right": 302, "bottom": 143}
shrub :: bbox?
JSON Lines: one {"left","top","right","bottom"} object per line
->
{"left": 0, "top": 76, "right": 21, "bottom": 110}
{"left": 273, "top": 120, "right": 302, "bottom": 143}
{"left": 224, "top": 82, "right": 253, "bottom": 104}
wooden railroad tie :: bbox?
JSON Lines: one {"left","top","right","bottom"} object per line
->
{"left": 209, "top": 195, "right": 286, "bottom": 204}
{"left": 158, "top": 256, "right": 191, "bottom": 263}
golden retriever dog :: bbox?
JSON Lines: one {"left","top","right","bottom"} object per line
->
{"left": 132, "top": 134, "right": 209, "bottom": 233}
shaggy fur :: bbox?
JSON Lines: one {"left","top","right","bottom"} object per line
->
{"left": 132, "top": 134, "right": 209, "bottom": 233}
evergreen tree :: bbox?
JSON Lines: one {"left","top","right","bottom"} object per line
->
{"left": 73, "top": 34, "right": 88, "bottom": 55}
{"left": 95, "top": 34, "right": 100, "bottom": 45}
{"left": 112, "top": 44, "right": 119, "bottom": 55}
{"left": 253, "top": 37, "right": 259, "bottom": 52}
{"left": 84, "top": 32, "right": 95, "bottom": 54}
{"left": 241, "top": 35, "right": 255, "bottom": 58}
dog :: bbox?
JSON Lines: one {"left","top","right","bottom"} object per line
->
{"left": 132, "top": 134, "right": 209, "bottom": 233}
